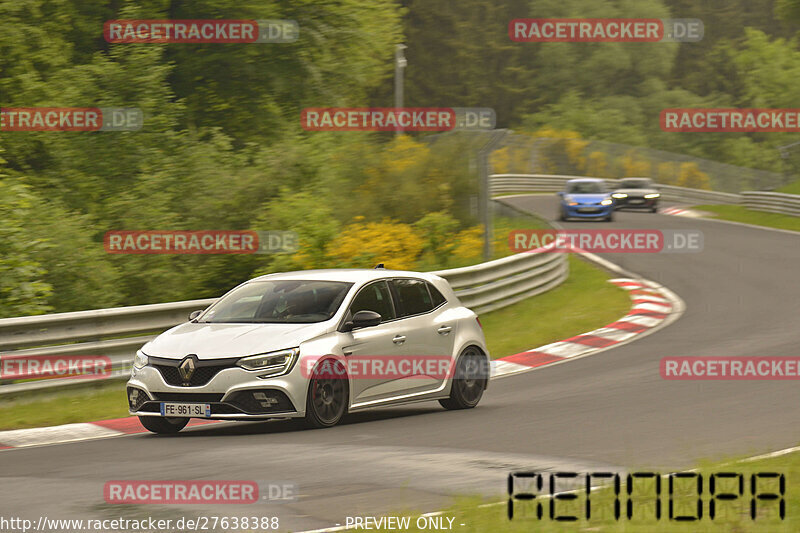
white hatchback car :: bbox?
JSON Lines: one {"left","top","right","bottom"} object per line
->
{"left": 127, "top": 268, "right": 490, "bottom": 433}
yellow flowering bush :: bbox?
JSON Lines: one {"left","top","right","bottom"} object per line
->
{"left": 325, "top": 217, "right": 424, "bottom": 270}
{"left": 676, "top": 162, "right": 712, "bottom": 190}
{"left": 657, "top": 161, "right": 678, "bottom": 185}
{"left": 451, "top": 226, "right": 484, "bottom": 262}
{"left": 532, "top": 128, "right": 589, "bottom": 172}
{"left": 621, "top": 151, "right": 652, "bottom": 177}
{"left": 585, "top": 151, "right": 610, "bottom": 178}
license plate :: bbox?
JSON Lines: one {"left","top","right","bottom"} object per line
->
{"left": 160, "top": 402, "right": 211, "bottom": 417}
{"left": 630, "top": 199, "right": 644, "bottom": 204}
{"left": 578, "top": 207, "right": 599, "bottom": 213}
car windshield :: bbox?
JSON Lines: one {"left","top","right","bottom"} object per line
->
{"left": 619, "top": 179, "right": 653, "bottom": 189}
{"left": 198, "top": 280, "right": 353, "bottom": 324}
{"left": 566, "top": 181, "right": 605, "bottom": 194}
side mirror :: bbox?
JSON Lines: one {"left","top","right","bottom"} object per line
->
{"left": 343, "top": 310, "right": 382, "bottom": 331}
{"left": 557, "top": 191, "right": 564, "bottom": 197}
{"left": 188, "top": 310, "right": 203, "bottom": 321}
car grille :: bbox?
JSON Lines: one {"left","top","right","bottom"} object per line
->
{"left": 150, "top": 356, "right": 239, "bottom": 387}
{"left": 127, "top": 387, "right": 149, "bottom": 411}
{"left": 226, "top": 389, "right": 296, "bottom": 414}
{"left": 134, "top": 390, "right": 294, "bottom": 416}
{"left": 151, "top": 392, "right": 225, "bottom": 402}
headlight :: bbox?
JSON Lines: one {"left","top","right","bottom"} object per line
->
{"left": 133, "top": 350, "right": 149, "bottom": 369}
{"left": 612, "top": 193, "right": 627, "bottom": 199}
{"left": 564, "top": 195, "right": 578, "bottom": 206}
{"left": 644, "top": 193, "right": 660, "bottom": 199}
{"left": 601, "top": 199, "right": 613, "bottom": 205}
{"left": 237, "top": 348, "right": 299, "bottom": 376}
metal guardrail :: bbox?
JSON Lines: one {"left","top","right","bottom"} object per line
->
{"left": 741, "top": 191, "right": 800, "bottom": 217}
{"left": 0, "top": 252, "right": 568, "bottom": 395}
{"left": 433, "top": 248, "right": 568, "bottom": 314}
{"left": 657, "top": 184, "right": 741, "bottom": 205}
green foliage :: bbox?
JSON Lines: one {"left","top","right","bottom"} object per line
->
{"left": 2, "top": 0, "right": 800, "bottom": 317}
{"left": 777, "top": 0, "right": 800, "bottom": 22}
{"left": 0, "top": 175, "right": 53, "bottom": 318}
{"left": 0, "top": 0, "right": 407, "bottom": 314}
{"left": 413, "top": 211, "right": 460, "bottom": 267}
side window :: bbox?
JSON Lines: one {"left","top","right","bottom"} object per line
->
{"left": 392, "top": 278, "right": 434, "bottom": 317}
{"left": 349, "top": 281, "right": 395, "bottom": 322}
{"left": 428, "top": 283, "right": 446, "bottom": 308}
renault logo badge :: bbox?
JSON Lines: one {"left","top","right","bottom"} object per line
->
{"left": 178, "top": 356, "right": 196, "bottom": 383}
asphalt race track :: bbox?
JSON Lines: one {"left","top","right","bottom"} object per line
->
{"left": 2, "top": 194, "right": 800, "bottom": 531}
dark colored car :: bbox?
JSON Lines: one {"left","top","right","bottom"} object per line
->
{"left": 611, "top": 177, "right": 660, "bottom": 212}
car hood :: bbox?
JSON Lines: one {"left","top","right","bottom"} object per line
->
{"left": 142, "top": 321, "right": 334, "bottom": 359}
{"left": 566, "top": 193, "right": 609, "bottom": 204}
{"left": 613, "top": 188, "right": 659, "bottom": 196}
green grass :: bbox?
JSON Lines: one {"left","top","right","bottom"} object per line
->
{"left": 696, "top": 204, "right": 800, "bottom": 232}
{"left": 0, "top": 380, "right": 129, "bottom": 430}
{"left": 371, "top": 450, "right": 799, "bottom": 532}
{"left": 481, "top": 255, "right": 631, "bottom": 359}
{"left": 777, "top": 180, "right": 800, "bottom": 195}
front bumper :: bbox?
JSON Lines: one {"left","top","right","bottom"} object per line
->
{"left": 563, "top": 204, "right": 614, "bottom": 218}
{"left": 613, "top": 197, "right": 658, "bottom": 210}
{"left": 127, "top": 363, "right": 307, "bottom": 419}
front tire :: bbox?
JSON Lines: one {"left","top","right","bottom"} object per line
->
{"left": 138, "top": 415, "right": 189, "bottom": 434}
{"left": 304, "top": 359, "right": 349, "bottom": 428}
{"left": 440, "top": 348, "right": 488, "bottom": 410}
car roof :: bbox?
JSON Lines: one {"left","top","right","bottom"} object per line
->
{"left": 248, "top": 268, "right": 443, "bottom": 285}
{"left": 619, "top": 177, "right": 652, "bottom": 181}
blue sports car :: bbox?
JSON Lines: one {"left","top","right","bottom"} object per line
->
{"left": 557, "top": 178, "right": 615, "bottom": 222}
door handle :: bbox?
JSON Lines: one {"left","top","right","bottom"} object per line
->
{"left": 392, "top": 335, "right": 406, "bottom": 345}
{"left": 437, "top": 326, "right": 452, "bottom": 335}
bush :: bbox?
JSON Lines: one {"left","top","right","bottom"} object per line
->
{"left": 325, "top": 218, "right": 424, "bottom": 270}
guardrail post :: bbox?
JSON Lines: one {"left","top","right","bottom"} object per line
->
{"left": 478, "top": 130, "right": 510, "bottom": 260}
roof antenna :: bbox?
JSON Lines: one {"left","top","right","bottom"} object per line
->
{"left": 374, "top": 263, "right": 385, "bottom": 269}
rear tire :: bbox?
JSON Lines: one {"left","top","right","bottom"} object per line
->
{"left": 304, "top": 359, "right": 349, "bottom": 428}
{"left": 440, "top": 348, "right": 487, "bottom": 410}
{"left": 138, "top": 415, "right": 189, "bottom": 434}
